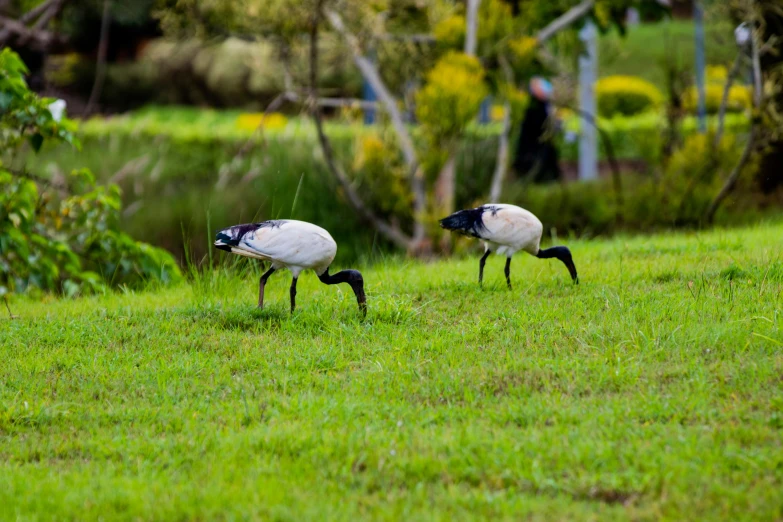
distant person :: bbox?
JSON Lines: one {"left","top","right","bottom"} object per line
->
{"left": 512, "top": 77, "right": 562, "bottom": 184}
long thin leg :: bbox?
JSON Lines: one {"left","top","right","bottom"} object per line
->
{"left": 258, "top": 267, "right": 276, "bottom": 308}
{"left": 289, "top": 276, "right": 298, "bottom": 313}
{"left": 478, "top": 249, "right": 491, "bottom": 286}
{"left": 504, "top": 257, "right": 512, "bottom": 290}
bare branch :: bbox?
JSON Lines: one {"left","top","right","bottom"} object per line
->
{"left": 565, "top": 106, "right": 624, "bottom": 218}
{"left": 84, "top": 0, "right": 112, "bottom": 116}
{"left": 29, "top": 0, "right": 64, "bottom": 31}
{"left": 536, "top": 0, "right": 595, "bottom": 44}
{"left": 0, "top": 15, "right": 65, "bottom": 51}
{"left": 715, "top": 53, "right": 743, "bottom": 147}
{"left": 283, "top": 92, "right": 378, "bottom": 110}
{"left": 704, "top": 127, "right": 756, "bottom": 224}
{"left": 489, "top": 103, "right": 511, "bottom": 204}
{"left": 751, "top": 24, "right": 763, "bottom": 108}
{"left": 0, "top": 0, "right": 67, "bottom": 48}
{"left": 310, "top": 8, "right": 412, "bottom": 250}
{"left": 3, "top": 166, "right": 70, "bottom": 191}
{"left": 705, "top": 18, "right": 763, "bottom": 225}
{"left": 465, "top": 0, "right": 481, "bottom": 56}
{"left": 324, "top": 9, "right": 417, "bottom": 167}
{"left": 19, "top": 0, "right": 58, "bottom": 24}
{"left": 4, "top": 296, "right": 17, "bottom": 320}
{"left": 324, "top": 7, "right": 427, "bottom": 245}
{"left": 489, "top": 56, "right": 514, "bottom": 203}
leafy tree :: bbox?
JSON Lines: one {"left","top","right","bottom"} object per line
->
{"left": 0, "top": 48, "right": 181, "bottom": 298}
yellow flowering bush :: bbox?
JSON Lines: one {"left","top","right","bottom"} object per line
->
{"left": 235, "top": 112, "right": 288, "bottom": 131}
{"left": 682, "top": 84, "right": 752, "bottom": 114}
{"left": 495, "top": 83, "right": 530, "bottom": 124}
{"left": 508, "top": 36, "right": 538, "bottom": 74}
{"left": 681, "top": 66, "right": 752, "bottom": 114}
{"left": 433, "top": 15, "right": 466, "bottom": 50}
{"left": 415, "top": 52, "right": 487, "bottom": 142}
{"left": 352, "top": 133, "right": 411, "bottom": 215}
{"left": 595, "top": 75, "right": 663, "bottom": 117}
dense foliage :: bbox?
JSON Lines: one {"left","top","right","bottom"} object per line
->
{"left": 0, "top": 49, "right": 181, "bottom": 297}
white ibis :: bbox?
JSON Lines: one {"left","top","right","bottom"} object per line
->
{"left": 214, "top": 220, "right": 366, "bottom": 315}
{"left": 440, "top": 204, "right": 578, "bottom": 288}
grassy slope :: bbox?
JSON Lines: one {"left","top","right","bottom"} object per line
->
{"left": 1, "top": 222, "right": 782, "bottom": 521}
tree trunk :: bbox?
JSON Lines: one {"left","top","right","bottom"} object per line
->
{"left": 757, "top": 2, "right": 783, "bottom": 193}
{"left": 465, "top": 0, "right": 481, "bottom": 55}
{"left": 434, "top": 155, "right": 456, "bottom": 252}
{"left": 489, "top": 102, "right": 511, "bottom": 203}
{"left": 84, "top": 0, "right": 112, "bottom": 116}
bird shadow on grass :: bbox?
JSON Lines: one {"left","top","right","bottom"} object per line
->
{"left": 178, "top": 302, "right": 289, "bottom": 332}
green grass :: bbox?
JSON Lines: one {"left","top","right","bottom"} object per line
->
{"left": 2, "top": 222, "right": 783, "bottom": 520}
{"left": 599, "top": 19, "right": 738, "bottom": 91}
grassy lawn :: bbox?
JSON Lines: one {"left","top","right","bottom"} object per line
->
{"left": 599, "top": 19, "right": 738, "bottom": 91}
{"left": 2, "top": 221, "right": 782, "bottom": 520}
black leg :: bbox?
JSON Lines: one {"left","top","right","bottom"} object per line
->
{"left": 504, "top": 257, "right": 512, "bottom": 290}
{"left": 289, "top": 276, "right": 298, "bottom": 313}
{"left": 478, "top": 249, "right": 491, "bottom": 285}
{"left": 258, "top": 267, "right": 276, "bottom": 308}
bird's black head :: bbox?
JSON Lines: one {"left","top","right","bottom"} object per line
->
{"left": 537, "top": 246, "right": 579, "bottom": 284}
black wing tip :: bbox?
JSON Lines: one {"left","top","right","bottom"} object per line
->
{"left": 439, "top": 207, "right": 489, "bottom": 236}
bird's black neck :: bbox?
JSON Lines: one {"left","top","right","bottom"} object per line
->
{"left": 537, "top": 246, "right": 579, "bottom": 283}
{"left": 318, "top": 267, "right": 367, "bottom": 315}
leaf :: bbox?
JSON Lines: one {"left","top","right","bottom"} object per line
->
{"left": 0, "top": 92, "right": 13, "bottom": 111}
{"left": 29, "top": 133, "right": 44, "bottom": 153}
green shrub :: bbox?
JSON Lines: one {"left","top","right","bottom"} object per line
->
{"left": 0, "top": 49, "right": 181, "bottom": 297}
{"left": 595, "top": 75, "right": 663, "bottom": 117}
{"left": 682, "top": 84, "right": 752, "bottom": 115}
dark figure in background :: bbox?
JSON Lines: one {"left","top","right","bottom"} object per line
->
{"left": 512, "top": 77, "right": 561, "bottom": 184}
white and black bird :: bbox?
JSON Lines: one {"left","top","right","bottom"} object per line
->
{"left": 440, "top": 204, "right": 578, "bottom": 288}
{"left": 214, "top": 220, "right": 366, "bottom": 315}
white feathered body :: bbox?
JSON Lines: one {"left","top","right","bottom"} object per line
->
{"left": 440, "top": 204, "right": 543, "bottom": 257}
{"left": 478, "top": 204, "right": 543, "bottom": 256}
{"left": 214, "top": 219, "right": 336, "bottom": 277}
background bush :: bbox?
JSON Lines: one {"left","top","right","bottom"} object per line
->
{"left": 595, "top": 75, "right": 663, "bottom": 117}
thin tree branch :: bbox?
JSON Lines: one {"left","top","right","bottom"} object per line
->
{"left": 4, "top": 296, "right": 17, "bottom": 320}
{"left": 3, "top": 166, "right": 70, "bottom": 191}
{"left": 324, "top": 9, "right": 416, "bottom": 167}
{"left": 489, "top": 102, "right": 511, "bottom": 203}
{"left": 310, "top": 7, "right": 411, "bottom": 250}
{"left": 489, "top": 55, "right": 514, "bottom": 203}
{"left": 715, "top": 53, "right": 743, "bottom": 147}
{"left": 0, "top": 0, "right": 67, "bottom": 48}
{"left": 751, "top": 24, "right": 763, "bottom": 108}
{"left": 465, "top": 0, "right": 481, "bottom": 55}
{"left": 19, "top": 0, "right": 58, "bottom": 24}
{"left": 28, "top": 0, "right": 63, "bottom": 31}
{"left": 565, "top": 106, "right": 624, "bottom": 219}
{"left": 84, "top": 0, "right": 112, "bottom": 116}
{"left": 0, "top": 15, "right": 64, "bottom": 51}
{"left": 704, "top": 126, "right": 756, "bottom": 224}
{"left": 324, "top": 7, "right": 426, "bottom": 245}
{"left": 705, "top": 18, "right": 763, "bottom": 225}
{"left": 536, "top": 0, "right": 595, "bottom": 44}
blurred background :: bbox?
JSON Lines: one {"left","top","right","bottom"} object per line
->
{"left": 2, "top": 0, "right": 782, "bottom": 267}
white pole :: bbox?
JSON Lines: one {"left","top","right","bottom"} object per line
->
{"left": 578, "top": 21, "right": 598, "bottom": 181}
